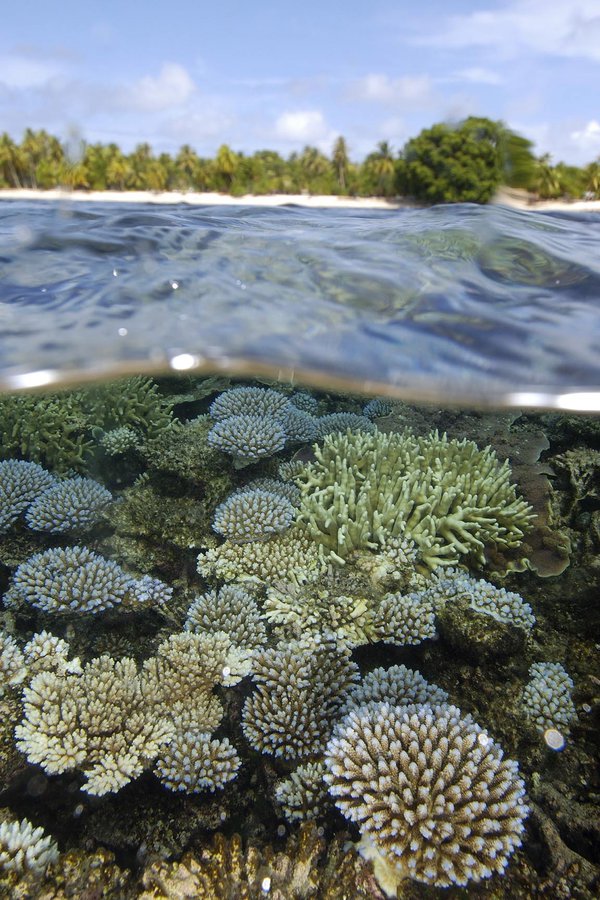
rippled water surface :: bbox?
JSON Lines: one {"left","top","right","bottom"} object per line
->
{"left": 1, "top": 199, "right": 599, "bottom": 405}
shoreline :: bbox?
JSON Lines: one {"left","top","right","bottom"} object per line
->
{"left": 0, "top": 187, "right": 599, "bottom": 213}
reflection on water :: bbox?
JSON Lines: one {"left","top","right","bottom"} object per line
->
{"left": 1, "top": 201, "right": 600, "bottom": 409}
{"left": 0, "top": 373, "right": 597, "bottom": 896}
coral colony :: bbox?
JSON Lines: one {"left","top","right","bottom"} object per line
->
{"left": 0, "top": 378, "right": 589, "bottom": 896}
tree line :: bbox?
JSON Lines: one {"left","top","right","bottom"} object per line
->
{"left": 0, "top": 118, "right": 598, "bottom": 203}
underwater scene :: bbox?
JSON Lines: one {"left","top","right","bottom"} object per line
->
{"left": 0, "top": 202, "right": 599, "bottom": 899}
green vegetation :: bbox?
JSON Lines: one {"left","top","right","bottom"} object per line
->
{"left": 0, "top": 120, "right": 598, "bottom": 203}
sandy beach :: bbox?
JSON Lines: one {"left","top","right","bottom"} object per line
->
{"left": 0, "top": 186, "right": 599, "bottom": 212}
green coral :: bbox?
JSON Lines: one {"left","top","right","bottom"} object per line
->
{"left": 0, "top": 377, "right": 177, "bottom": 474}
{"left": 296, "top": 428, "right": 534, "bottom": 570}
{"left": 0, "top": 392, "right": 92, "bottom": 472}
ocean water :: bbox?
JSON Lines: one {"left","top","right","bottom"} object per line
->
{"left": 0, "top": 199, "right": 598, "bottom": 898}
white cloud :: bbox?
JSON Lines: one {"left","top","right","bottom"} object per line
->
{"left": 350, "top": 73, "right": 432, "bottom": 106}
{"left": 0, "top": 52, "right": 66, "bottom": 88}
{"left": 416, "top": 0, "right": 600, "bottom": 62}
{"left": 274, "top": 109, "right": 329, "bottom": 142}
{"left": 570, "top": 120, "right": 600, "bottom": 153}
{"left": 127, "top": 63, "right": 196, "bottom": 112}
{"left": 453, "top": 68, "right": 504, "bottom": 86}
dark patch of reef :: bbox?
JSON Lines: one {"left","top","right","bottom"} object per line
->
{"left": 0, "top": 377, "right": 598, "bottom": 898}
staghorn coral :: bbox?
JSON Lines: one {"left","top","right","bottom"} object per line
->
{"left": 0, "top": 815, "right": 58, "bottom": 876}
{"left": 16, "top": 656, "right": 168, "bottom": 796}
{"left": 296, "top": 428, "right": 534, "bottom": 570}
{"left": 213, "top": 488, "right": 296, "bottom": 542}
{"left": 198, "top": 527, "right": 328, "bottom": 586}
{"left": 521, "top": 662, "right": 577, "bottom": 735}
{"left": 0, "top": 459, "right": 56, "bottom": 532}
{"left": 275, "top": 761, "right": 329, "bottom": 823}
{"left": 0, "top": 393, "right": 92, "bottom": 473}
{"left": 184, "top": 584, "right": 267, "bottom": 650}
{"left": 325, "top": 702, "right": 528, "bottom": 890}
{"left": 242, "top": 638, "right": 359, "bottom": 760}
{"left": 155, "top": 732, "right": 240, "bottom": 793}
{"left": 25, "top": 476, "right": 112, "bottom": 532}
{"left": 1, "top": 630, "right": 80, "bottom": 697}
{"left": 344, "top": 664, "right": 449, "bottom": 712}
{"left": 80, "top": 376, "right": 177, "bottom": 440}
{"left": 5, "top": 546, "right": 172, "bottom": 615}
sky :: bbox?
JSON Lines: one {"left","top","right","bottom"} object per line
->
{"left": 1, "top": 0, "right": 599, "bottom": 164}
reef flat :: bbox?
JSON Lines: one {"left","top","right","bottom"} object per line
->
{"left": 0, "top": 375, "right": 598, "bottom": 898}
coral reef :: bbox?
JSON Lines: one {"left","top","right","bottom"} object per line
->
{"left": 325, "top": 702, "right": 528, "bottom": 890}
{"left": 184, "top": 584, "right": 267, "bottom": 650}
{"left": 314, "top": 412, "right": 376, "bottom": 438}
{"left": 296, "top": 428, "right": 534, "bottom": 569}
{"left": 521, "top": 662, "right": 578, "bottom": 735}
{"left": 5, "top": 545, "right": 172, "bottom": 614}
{"left": 208, "top": 413, "right": 287, "bottom": 462}
{"left": 25, "top": 476, "right": 112, "bottom": 532}
{"left": 198, "top": 526, "right": 328, "bottom": 586}
{"left": 275, "top": 761, "right": 329, "bottom": 823}
{"left": 0, "top": 815, "right": 59, "bottom": 876}
{"left": 242, "top": 638, "right": 359, "bottom": 760}
{"left": 212, "top": 487, "right": 296, "bottom": 541}
{"left": 0, "top": 460, "right": 55, "bottom": 532}
{"left": 139, "top": 823, "right": 377, "bottom": 899}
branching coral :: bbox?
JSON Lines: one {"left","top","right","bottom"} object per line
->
{"left": 314, "top": 413, "right": 376, "bottom": 439}
{"left": 198, "top": 527, "right": 328, "bottom": 586}
{"left": 275, "top": 761, "right": 329, "bottom": 823}
{"left": 343, "top": 664, "right": 449, "bottom": 712}
{"left": 208, "top": 414, "right": 287, "bottom": 462}
{"left": 0, "top": 816, "right": 59, "bottom": 876}
{"left": 521, "top": 662, "right": 577, "bottom": 734}
{"left": 0, "top": 459, "right": 55, "bottom": 532}
{"left": 242, "top": 638, "right": 358, "bottom": 760}
{"left": 25, "top": 476, "right": 112, "bottom": 532}
{"left": 213, "top": 488, "right": 296, "bottom": 542}
{"left": 155, "top": 732, "right": 240, "bottom": 793}
{"left": 296, "top": 428, "right": 534, "bottom": 570}
{"left": 16, "top": 656, "right": 168, "bottom": 796}
{"left": 185, "top": 585, "right": 267, "bottom": 650}
{"left": 325, "top": 702, "right": 528, "bottom": 890}
{"left": 5, "top": 546, "right": 172, "bottom": 615}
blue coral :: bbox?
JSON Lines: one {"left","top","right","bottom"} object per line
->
{"left": 0, "top": 460, "right": 55, "bottom": 532}
{"left": 208, "top": 414, "right": 286, "bottom": 461}
{"left": 25, "top": 476, "right": 112, "bottom": 533}
{"left": 213, "top": 488, "right": 295, "bottom": 542}
{"left": 209, "top": 386, "right": 291, "bottom": 421}
{"left": 5, "top": 545, "right": 170, "bottom": 615}
{"left": 314, "top": 413, "right": 376, "bottom": 439}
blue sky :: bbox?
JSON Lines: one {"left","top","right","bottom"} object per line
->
{"left": 1, "top": 0, "right": 599, "bottom": 164}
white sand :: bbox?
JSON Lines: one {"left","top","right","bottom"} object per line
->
{"left": 0, "top": 188, "right": 404, "bottom": 209}
{"left": 0, "top": 186, "right": 598, "bottom": 212}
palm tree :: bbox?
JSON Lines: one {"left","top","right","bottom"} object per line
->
{"left": 332, "top": 136, "right": 350, "bottom": 193}
{"left": 174, "top": 144, "right": 201, "bottom": 190}
{"left": 0, "top": 133, "right": 23, "bottom": 187}
{"left": 363, "top": 141, "right": 396, "bottom": 196}
{"left": 533, "top": 153, "right": 560, "bottom": 199}
{"left": 214, "top": 144, "right": 239, "bottom": 191}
